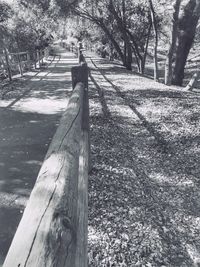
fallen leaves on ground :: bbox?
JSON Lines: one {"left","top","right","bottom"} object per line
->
{"left": 88, "top": 56, "right": 200, "bottom": 267}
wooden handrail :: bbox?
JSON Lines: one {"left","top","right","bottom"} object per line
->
{"left": 9, "top": 51, "right": 28, "bottom": 56}
{"left": 3, "top": 65, "right": 89, "bottom": 267}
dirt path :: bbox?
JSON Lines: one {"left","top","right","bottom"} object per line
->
{"left": 0, "top": 45, "right": 77, "bottom": 265}
{"left": 87, "top": 54, "right": 200, "bottom": 266}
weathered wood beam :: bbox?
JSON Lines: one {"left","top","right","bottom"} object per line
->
{"left": 3, "top": 82, "right": 86, "bottom": 267}
{"left": 71, "top": 64, "right": 88, "bottom": 90}
{"left": 75, "top": 122, "right": 89, "bottom": 267}
{"left": 72, "top": 64, "right": 91, "bottom": 173}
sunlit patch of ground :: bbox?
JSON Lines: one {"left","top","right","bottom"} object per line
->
{"left": 12, "top": 98, "right": 69, "bottom": 115}
{"left": 88, "top": 56, "right": 200, "bottom": 266}
{"left": 0, "top": 48, "right": 77, "bottom": 265}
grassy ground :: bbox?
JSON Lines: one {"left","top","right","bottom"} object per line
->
{"left": 87, "top": 55, "right": 200, "bottom": 266}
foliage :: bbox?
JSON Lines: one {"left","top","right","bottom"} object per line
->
{"left": 0, "top": 2, "right": 12, "bottom": 23}
{"left": 1, "top": 0, "right": 60, "bottom": 54}
{"left": 0, "top": 2, "right": 13, "bottom": 48}
{"left": 11, "top": 4, "right": 56, "bottom": 51}
{"left": 70, "top": 0, "right": 156, "bottom": 70}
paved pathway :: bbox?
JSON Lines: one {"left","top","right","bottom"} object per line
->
{"left": 0, "top": 45, "right": 77, "bottom": 265}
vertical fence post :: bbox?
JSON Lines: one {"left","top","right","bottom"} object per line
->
{"left": 78, "top": 42, "right": 85, "bottom": 64}
{"left": 36, "top": 49, "right": 41, "bottom": 68}
{"left": 34, "top": 50, "right": 37, "bottom": 69}
{"left": 71, "top": 64, "right": 88, "bottom": 90}
{"left": 18, "top": 53, "right": 23, "bottom": 76}
{"left": 27, "top": 52, "right": 31, "bottom": 70}
{"left": 3, "top": 48, "right": 12, "bottom": 81}
{"left": 44, "top": 47, "right": 49, "bottom": 58}
{"left": 41, "top": 50, "right": 44, "bottom": 64}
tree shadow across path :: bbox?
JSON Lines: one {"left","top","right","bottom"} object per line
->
{"left": 0, "top": 46, "right": 77, "bottom": 265}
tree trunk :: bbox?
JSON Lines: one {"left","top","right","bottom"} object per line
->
{"left": 126, "top": 41, "right": 132, "bottom": 70}
{"left": 165, "top": 0, "right": 181, "bottom": 85}
{"left": 122, "top": 0, "right": 126, "bottom": 67}
{"left": 149, "top": 0, "right": 159, "bottom": 81}
{"left": 126, "top": 31, "right": 144, "bottom": 73}
{"left": 108, "top": 0, "right": 132, "bottom": 70}
{"left": 142, "top": 22, "right": 152, "bottom": 74}
{"left": 109, "top": 43, "right": 114, "bottom": 61}
{"left": 172, "top": 0, "right": 200, "bottom": 86}
{"left": 98, "top": 20, "right": 125, "bottom": 64}
{"left": 121, "top": 40, "right": 132, "bottom": 71}
{"left": 122, "top": 0, "right": 132, "bottom": 70}
{"left": 132, "top": 45, "right": 141, "bottom": 72}
{"left": 37, "top": 50, "right": 41, "bottom": 68}
{"left": 123, "top": 41, "right": 127, "bottom": 66}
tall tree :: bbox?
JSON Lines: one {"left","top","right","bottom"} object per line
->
{"left": 72, "top": 0, "right": 152, "bottom": 72}
{"left": 165, "top": 0, "right": 182, "bottom": 85}
{"left": 108, "top": 0, "right": 132, "bottom": 70}
{"left": 172, "top": 0, "right": 200, "bottom": 86}
{"left": 148, "top": 0, "right": 159, "bottom": 81}
{"left": 0, "top": 2, "right": 13, "bottom": 80}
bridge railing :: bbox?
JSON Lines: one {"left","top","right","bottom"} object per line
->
{"left": 3, "top": 63, "right": 90, "bottom": 267}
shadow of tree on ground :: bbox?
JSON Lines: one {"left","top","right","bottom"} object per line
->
{"left": 0, "top": 47, "right": 76, "bottom": 265}
{"left": 88, "top": 57, "right": 200, "bottom": 266}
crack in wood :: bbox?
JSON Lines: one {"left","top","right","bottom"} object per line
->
{"left": 58, "top": 105, "right": 81, "bottom": 151}
{"left": 23, "top": 161, "right": 65, "bottom": 267}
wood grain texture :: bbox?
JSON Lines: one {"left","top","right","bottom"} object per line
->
{"left": 3, "top": 82, "right": 87, "bottom": 267}
{"left": 75, "top": 86, "right": 89, "bottom": 267}
{"left": 75, "top": 130, "right": 89, "bottom": 267}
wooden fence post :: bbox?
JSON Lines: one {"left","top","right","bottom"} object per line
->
{"left": 44, "top": 47, "right": 49, "bottom": 58}
{"left": 3, "top": 48, "right": 12, "bottom": 81}
{"left": 18, "top": 53, "right": 23, "bottom": 76}
{"left": 78, "top": 42, "right": 84, "bottom": 64}
{"left": 41, "top": 50, "right": 44, "bottom": 64}
{"left": 71, "top": 64, "right": 88, "bottom": 90}
{"left": 36, "top": 49, "right": 41, "bottom": 68}
{"left": 34, "top": 50, "right": 37, "bottom": 69}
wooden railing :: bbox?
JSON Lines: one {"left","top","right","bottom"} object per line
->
{"left": 0, "top": 48, "right": 48, "bottom": 80}
{"left": 3, "top": 64, "right": 90, "bottom": 267}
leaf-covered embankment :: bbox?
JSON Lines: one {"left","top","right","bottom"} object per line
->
{"left": 88, "top": 56, "right": 200, "bottom": 267}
